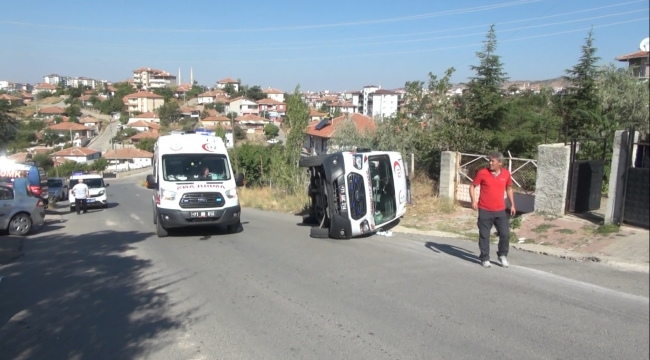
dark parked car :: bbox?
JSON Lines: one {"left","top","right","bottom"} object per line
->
{"left": 47, "top": 177, "right": 69, "bottom": 201}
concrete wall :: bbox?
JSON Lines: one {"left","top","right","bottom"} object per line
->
{"left": 604, "top": 130, "right": 639, "bottom": 224}
{"left": 534, "top": 144, "right": 571, "bottom": 216}
{"left": 438, "top": 151, "right": 458, "bottom": 201}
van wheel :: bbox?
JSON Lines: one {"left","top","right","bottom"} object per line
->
{"left": 310, "top": 227, "right": 330, "bottom": 239}
{"left": 156, "top": 215, "right": 168, "bottom": 237}
{"left": 8, "top": 213, "right": 32, "bottom": 236}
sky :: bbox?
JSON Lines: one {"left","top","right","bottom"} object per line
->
{"left": 0, "top": 0, "right": 648, "bottom": 92}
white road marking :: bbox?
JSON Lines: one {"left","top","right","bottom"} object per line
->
{"left": 105, "top": 219, "right": 118, "bottom": 227}
{"left": 130, "top": 213, "right": 144, "bottom": 224}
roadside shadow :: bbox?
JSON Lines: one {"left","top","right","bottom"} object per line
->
{"left": 425, "top": 241, "right": 480, "bottom": 265}
{"left": 172, "top": 221, "right": 250, "bottom": 240}
{"left": 0, "top": 230, "right": 198, "bottom": 359}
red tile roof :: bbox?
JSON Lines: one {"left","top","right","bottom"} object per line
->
{"left": 50, "top": 147, "right": 99, "bottom": 157}
{"left": 217, "top": 77, "right": 238, "bottom": 84}
{"left": 202, "top": 115, "right": 230, "bottom": 122}
{"left": 235, "top": 114, "right": 266, "bottom": 122}
{"left": 78, "top": 116, "right": 99, "bottom": 124}
{"left": 48, "top": 122, "right": 89, "bottom": 131}
{"left": 256, "top": 98, "right": 284, "bottom": 105}
{"left": 127, "top": 120, "right": 161, "bottom": 129}
{"left": 129, "top": 131, "right": 160, "bottom": 140}
{"left": 39, "top": 106, "right": 65, "bottom": 114}
{"left": 134, "top": 112, "right": 159, "bottom": 118}
{"left": 305, "top": 113, "right": 375, "bottom": 139}
{"left": 263, "top": 87, "right": 284, "bottom": 94}
{"left": 0, "top": 94, "right": 22, "bottom": 101}
{"left": 103, "top": 148, "right": 153, "bottom": 159}
{"left": 7, "top": 152, "right": 29, "bottom": 162}
{"left": 124, "top": 91, "right": 164, "bottom": 99}
{"left": 615, "top": 51, "right": 649, "bottom": 61}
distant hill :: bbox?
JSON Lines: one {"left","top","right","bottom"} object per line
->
{"left": 453, "top": 76, "right": 571, "bottom": 90}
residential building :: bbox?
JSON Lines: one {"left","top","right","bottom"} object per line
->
{"left": 43, "top": 74, "right": 65, "bottom": 87}
{"left": 615, "top": 49, "right": 649, "bottom": 79}
{"left": 129, "top": 131, "right": 160, "bottom": 144}
{"left": 309, "top": 109, "right": 328, "bottom": 122}
{"left": 227, "top": 97, "right": 259, "bottom": 116}
{"left": 128, "top": 112, "right": 160, "bottom": 124}
{"left": 123, "top": 91, "right": 165, "bottom": 114}
{"left": 49, "top": 147, "right": 101, "bottom": 163}
{"left": 197, "top": 89, "right": 227, "bottom": 104}
{"left": 361, "top": 85, "right": 380, "bottom": 116}
{"left": 132, "top": 67, "right": 177, "bottom": 89}
{"left": 175, "top": 83, "right": 192, "bottom": 98}
{"left": 78, "top": 116, "right": 100, "bottom": 129}
{"left": 371, "top": 89, "right": 399, "bottom": 119}
{"left": 263, "top": 87, "right": 285, "bottom": 102}
{"left": 215, "top": 77, "right": 239, "bottom": 92}
{"left": 126, "top": 120, "right": 161, "bottom": 133}
{"left": 256, "top": 98, "right": 286, "bottom": 120}
{"left": 200, "top": 115, "right": 231, "bottom": 128}
{"left": 39, "top": 106, "right": 66, "bottom": 118}
{"left": 33, "top": 83, "right": 57, "bottom": 95}
{"left": 47, "top": 122, "right": 94, "bottom": 139}
{"left": 103, "top": 148, "right": 153, "bottom": 171}
{"left": 0, "top": 94, "right": 24, "bottom": 106}
{"left": 180, "top": 106, "right": 200, "bottom": 119}
{"left": 303, "top": 113, "right": 375, "bottom": 156}
{"left": 235, "top": 114, "right": 268, "bottom": 133}
{"left": 328, "top": 101, "right": 358, "bottom": 114}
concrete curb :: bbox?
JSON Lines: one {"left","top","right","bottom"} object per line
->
{"left": 391, "top": 225, "right": 650, "bottom": 273}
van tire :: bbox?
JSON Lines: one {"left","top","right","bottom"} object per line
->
{"left": 310, "top": 227, "right": 330, "bottom": 239}
{"left": 156, "top": 215, "right": 168, "bottom": 237}
{"left": 226, "top": 221, "right": 240, "bottom": 234}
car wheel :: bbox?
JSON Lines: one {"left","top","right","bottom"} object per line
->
{"left": 226, "top": 221, "right": 240, "bottom": 234}
{"left": 310, "top": 227, "right": 329, "bottom": 239}
{"left": 8, "top": 213, "right": 33, "bottom": 236}
{"left": 156, "top": 214, "right": 168, "bottom": 237}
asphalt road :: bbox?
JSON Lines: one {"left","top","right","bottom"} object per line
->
{"left": 0, "top": 177, "right": 648, "bottom": 360}
{"left": 87, "top": 115, "right": 119, "bottom": 152}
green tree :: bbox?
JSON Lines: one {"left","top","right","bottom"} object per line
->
{"left": 65, "top": 104, "right": 82, "bottom": 117}
{"left": 464, "top": 24, "right": 509, "bottom": 131}
{"left": 213, "top": 124, "right": 227, "bottom": 143}
{"left": 233, "top": 125, "right": 247, "bottom": 141}
{"left": 0, "top": 100, "right": 19, "bottom": 151}
{"left": 135, "top": 137, "right": 157, "bottom": 153}
{"left": 156, "top": 102, "right": 181, "bottom": 127}
{"left": 91, "top": 157, "right": 109, "bottom": 172}
{"left": 263, "top": 123, "right": 279, "bottom": 139}
{"left": 557, "top": 29, "right": 602, "bottom": 138}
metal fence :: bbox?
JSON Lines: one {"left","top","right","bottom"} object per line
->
{"left": 456, "top": 152, "right": 538, "bottom": 203}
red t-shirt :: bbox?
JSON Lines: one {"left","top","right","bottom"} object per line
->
{"left": 472, "top": 167, "right": 512, "bottom": 211}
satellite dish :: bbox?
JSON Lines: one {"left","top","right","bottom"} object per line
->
{"left": 640, "top": 37, "right": 650, "bottom": 52}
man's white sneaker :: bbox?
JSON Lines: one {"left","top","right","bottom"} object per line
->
{"left": 499, "top": 256, "right": 509, "bottom": 268}
{"left": 481, "top": 261, "right": 492, "bottom": 268}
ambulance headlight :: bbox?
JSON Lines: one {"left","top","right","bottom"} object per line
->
{"left": 162, "top": 189, "right": 177, "bottom": 201}
{"left": 225, "top": 188, "right": 238, "bottom": 199}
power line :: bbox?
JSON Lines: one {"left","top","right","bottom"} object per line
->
{"left": 7, "top": 8, "right": 646, "bottom": 53}
{"left": 0, "top": 0, "right": 542, "bottom": 33}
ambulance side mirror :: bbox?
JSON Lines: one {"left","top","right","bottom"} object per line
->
{"left": 145, "top": 174, "right": 157, "bottom": 189}
{"left": 235, "top": 173, "right": 245, "bottom": 187}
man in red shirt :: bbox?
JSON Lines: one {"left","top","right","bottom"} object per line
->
{"left": 469, "top": 152, "right": 516, "bottom": 268}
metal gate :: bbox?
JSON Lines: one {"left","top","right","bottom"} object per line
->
{"left": 619, "top": 128, "right": 649, "bottom": 228}
{"left": 565, "top": 137, "right": 607, "bottom": 214}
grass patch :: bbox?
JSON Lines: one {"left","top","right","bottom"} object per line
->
{"left": 532, "top": 224, "right": 556, "bottom": 233}
{"left": 555, "top": 228, "right": 576, "bottom": 235}
{"left": 510, "top": 216, "right": 522, "bottom": 230}
{"left": 594, "top": 224, "right": 620, "bottom": 235}
{"left": 238, "top": 186, "right": 309, "bottom": 213}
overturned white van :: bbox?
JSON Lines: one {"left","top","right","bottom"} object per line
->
{"left": 145, "top": 133, "right": 244, "bottom": 237}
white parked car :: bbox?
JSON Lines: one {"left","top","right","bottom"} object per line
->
{"left": 266, "top": 138, "right": 280, "bottom": 144}
{"left": 69, "top": 173, "right": 110, "bottom": 211}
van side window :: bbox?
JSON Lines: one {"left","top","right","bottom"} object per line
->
{"left": 0, "top": 186, "right": 14, "bottom": 200}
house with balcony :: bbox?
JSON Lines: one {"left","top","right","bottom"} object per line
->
{"left": 327, "top": 101, "right": 358, "bottom": 114}
{"left": 123, "top": 91, "right": 165, "bottom": 114}
{"left": 257, "top": 98, "right": 286, "bottom": 122}
{"left": 132, "top": 67, "right": 176, "bottom": 89}
{"left": 615, "top": 49, "right": 649, "bottom": 80}
{"left": 303, "top": 113, "right": 375, "bottom": 156}
{"left": 129, "top": 130, "right": 160, "bottom": 144}
{"left": 39, "top": 106, "right": 66, "bottom": 118}
{"left": 78, "top": 116, "right": 100, "bottom": 129}
{"left": 227, "top": 97, "right": 259, "bottom": 116}
{"left": 262, "top": 87, "right": 285, "bottom": 102}
{"left": 235, "top": 114, "right": 268, "bottom": 133}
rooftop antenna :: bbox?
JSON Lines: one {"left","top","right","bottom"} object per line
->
{"left": 640, "top": 37, "right": 649, "bottom": 51}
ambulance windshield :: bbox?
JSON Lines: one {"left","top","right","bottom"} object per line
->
{"left": 162, "top": 154, "right": 231, "bottom": 182}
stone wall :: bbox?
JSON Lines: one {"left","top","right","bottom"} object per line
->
{"left": 533, "top": 144, "right": 571, "bottom": 216}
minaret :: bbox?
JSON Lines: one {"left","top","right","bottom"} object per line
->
{"left": 190, "top": 67, "right": 194, "bottom": 85}
{"left": 178, "top": 67, "right": 181, "bottom": 85}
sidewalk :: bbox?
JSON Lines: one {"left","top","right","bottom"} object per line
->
{"left": 395, "top": 206, "right": 649, "bottom": 273}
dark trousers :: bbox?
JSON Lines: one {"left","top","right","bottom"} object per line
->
{"left": 477, "top": 208, "right": 510, "bottom": 262}
{"left": 75, "top": 198, "right": 88, "bottom": 214}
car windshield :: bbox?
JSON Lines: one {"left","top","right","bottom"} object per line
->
{"left": 162, "top": 154, "right": 232, "bottom": 182}
{"left": 368, "top": 155, "right": 397, "bottom": 224}
{"left": 48, "top": 179, "right": 63, "bottom": 187}
{"left": 75, "top": 178, "right": 105, "bottom": 188}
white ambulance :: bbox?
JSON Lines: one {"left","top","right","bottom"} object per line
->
{"left": 145, "top": 133, "right": 244, "bottom": 237}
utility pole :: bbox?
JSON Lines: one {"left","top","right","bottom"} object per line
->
{"left": 229, "top": 112, "right": 239, "bottom": 173}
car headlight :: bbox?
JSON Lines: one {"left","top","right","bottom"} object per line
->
{"left": 162, "top": 189, "right": 177, "bottom": 200}
{"left": 98, "top": 190, "right": 105, "bottom": 196}
{"left": 225, "top": 188, "right": 237, "bottom": 199}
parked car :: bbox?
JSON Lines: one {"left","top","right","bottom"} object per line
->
{"left": 68, "top": 172, "right": 110, "bottom": 211}
{"left": 0, "top": 183, "right": 46, "bottom": 235}
{"left": 47, "top": 177, "right": 69, "bottom": 201}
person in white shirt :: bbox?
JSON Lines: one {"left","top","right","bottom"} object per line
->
{"left": 71, "top": 179, "right": 90, "bottom": 214}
